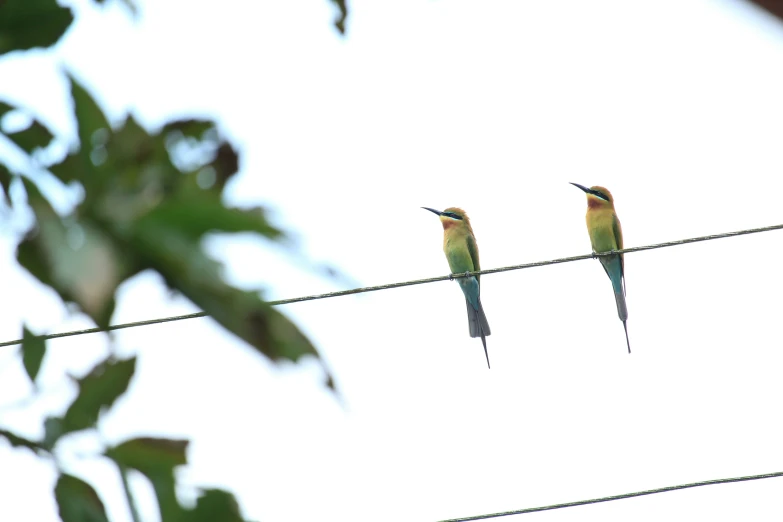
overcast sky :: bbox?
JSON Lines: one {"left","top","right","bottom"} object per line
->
{"left": 2, "top": 0, "right": 783, "bottom": 520}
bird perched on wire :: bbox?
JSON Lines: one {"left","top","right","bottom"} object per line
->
{"left": 570, "top": 184, "right": 631, "bottom": 353}
{"left": 422, "top": 206, "right": 492, "bottom": 368}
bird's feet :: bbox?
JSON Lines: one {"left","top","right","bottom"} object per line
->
{"left": 591, "top": 251, "right": 598, "bottom": 259}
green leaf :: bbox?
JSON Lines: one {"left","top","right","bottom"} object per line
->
{"left": 66, "top": 73, "right": 113, "bottom": 185}
{"left": 162, "top": 121, "right": 238, "bottom": 190}
{"left": 55, "top": 474, "right": 109, "bottom": 522}
{"left": 46, "top": 146, "right": 82, "bottom": 184}
{"left": 0, "top": 163, "right": 12, "bottom": 206}
{"left": 43, "top": 94, "right": 331, "bottom": 386}
{"left": 5, "top": 119, "right": 54, "bottom": 153}
{"left": 42, "top": 416, "right": 64, "bottom": 451}
{"left": 329, "top": 0, "right": 348, "bottom": 34}
{"left": 211, "top": 142, "right": 239, "bottom": 190}
{"left": 0, "top": 100, "right": 55, "bottom": 153}
{"left": 20, "top": 325, "right": 46, "bottom": 384}
{"left": 107, "top": 437, "right": 188, "bottom": 474}
{"left": 61, "top": 355, "right": 136, "bottom": 435}
{"left": 79, "top": 116, "right": 326, "bottom": 372}
{"left": 106, "top": 437, "right": 188, "bottom": 522}
{"left": 0, "top": 428, "right": 46, "bottom": 454}
{"left": 0, "top": 101, "right": 13, "bottom": 120}
{"left": 129, "top": 221, "right": 321, "bottom": 364}
{"left": 162, "top": 118, "right": 215, "bottom": 140}
{"left": 69, "top": 74, "right": 111, "bottom": 147}
{"left": 187, "top": 489, "right": 245, "bottom": 522}
{"left": 137, "top": 194, "right": 283, "bottom": 241}
{"left": 17, "top": 179, "right": 136, "bottom": 328}
{"left": 0, "top": 0, "right": 74, "bottom": 56}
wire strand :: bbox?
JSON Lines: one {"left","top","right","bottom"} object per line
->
{"left": 437, "top": 470, "right": 783, "bottom": 521}
{"left": 2, "top": 222, "right": 782, "bottom": 349}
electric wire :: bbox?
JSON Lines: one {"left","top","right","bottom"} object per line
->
{"left": 1, "top": 222, "right": 782, "bottom": 349}
{"left": 437, "top": 470, "right": 783, "bottom": 521}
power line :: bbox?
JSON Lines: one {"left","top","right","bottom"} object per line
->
{"left": 438, "top": 470, "right": 783, "bottom": 521}
{"left": 2, "top": 222, "right": 782, "bottom": 349}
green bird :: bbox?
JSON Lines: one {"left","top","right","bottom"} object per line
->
{"left": 570, "top": 183, "right": 631, "bottom": 353}
{"left": 423, "top": 206, "right": 492, "bottom": 368}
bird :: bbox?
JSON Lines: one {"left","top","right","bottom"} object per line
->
{"left": 422, "top": 206, "right": 492, "bottom": 368}
{"left": 570, "top": 183, "right": 631, "bottom": 353}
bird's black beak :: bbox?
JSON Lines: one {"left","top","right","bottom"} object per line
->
{"left": 570, "top": 182, "right": 591, "bottom": 194}
{"left": 422, "top": 207, "right": 443, "bottom": 216}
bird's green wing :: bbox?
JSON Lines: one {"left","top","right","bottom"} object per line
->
{"left": 612, "top": 212, "right": 625, "bottom": 295}
{"left": 466, "top": 233, "right": 481, "bottom": 284}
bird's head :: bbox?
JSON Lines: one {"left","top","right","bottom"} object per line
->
{"left": 422, "top": 206, "right": 472, "bottom": 231}
{"left": 570, "top": 183, "right": 615, "bottom": 209}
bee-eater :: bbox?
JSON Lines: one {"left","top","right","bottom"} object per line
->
{"left": 423, "top": 207, "right": 492, "bottom": 368}
{"left": 570, "top": 183, "right": 631, "bottom": 353}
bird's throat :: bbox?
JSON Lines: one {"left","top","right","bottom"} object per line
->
{"left": 587, "top": 195, "right": 608, "bottom": 209}
{"left": 440, "top": 219, "right": 458, "bottom": 230}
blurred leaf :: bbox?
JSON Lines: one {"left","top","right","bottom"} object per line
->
{"left": 0, "top": 163, "right": 12, "bottom": 206}
{"left": 69, "top": 74, "right": 111, "bottom": 148}
{"left": 17, "top": 179, "right": 137, "bottom": 327}
{"left": 0, "top": 428, "right": 46, "bottom": 454}
{"left": 137, "top": 195, "right": 283, "bottom": 241}
{"left": 55, "top": 474, "right": 109, "bottom": 522}
{"left": 329, "top": 0, "right": 348, "bottom": 34}
{"left": 187, "top": 489, "right": 245, "bottom": 522}
{"left": 0, "top": 0, "right": 74, "bottom": 56}
{"left": 4, "top": 118, "right": 54, "bottom": 153}
{"left": 162, "top": 118, "right": 214, "bottom": 139}
{"left": 88, "top": 115, "right": 324, "bottom": 370}
{"left": 1, "top": 100, "right": 54, "bottom": 154}
{"left": 20, "top": 325, "right": 46, "bottom": 384}
{"left": 106, "top": 437, "right": 188, "bottom": 522}
{"left": 107, "top": 437, "right": 188, "bottom": 473}
{"left": 42, "top": 416, "right": 64, "bottom": 451}
{"left": 92, "top": 0, "right": 138, "bottom": 16}
{"left": 0, "top": 101, "right": 55, "bottom": 153}
{"left": 212, "top": 142, "right": 239, "bottom": 189}
{"left": 61, "top": 356, "right": 136, "bottom": 435}
{"left": 0, "top": 101, "right": 13, "bottom": 120}
{"left": 46, "top": 144, "right": 81, "bottom": 184}
{"left": 130, "top": 220, "right": 321, "bottom": 364}
{"left": 66, "top": 73, "right": 113, "bottom": 187}
{"left": 44, "top": 74, "right": 331, "bottom": 384}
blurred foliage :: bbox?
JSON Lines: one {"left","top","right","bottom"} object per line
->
{"left": 0, "top": 0, "right": 73, "bottom": 55}
{"left": 21, "top": 325, "right": 46, "bottom": 384}
{"left": 330, "top": 0, "right": 348, "bottom": 34}
{"left": 55, "top": 474, "right": 110, "bottom": 522}
{"left": 0, "top": 0, "right": 348, "bottom": 520}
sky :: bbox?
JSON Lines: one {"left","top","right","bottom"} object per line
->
{"left": 2, "top": 0, "right": 783, "bottom": 520}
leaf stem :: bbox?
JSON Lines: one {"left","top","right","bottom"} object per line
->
{"left": 119, "top": 465, "right": 142, "bottom": 522}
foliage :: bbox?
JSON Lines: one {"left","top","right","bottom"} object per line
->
{"left": 0, "top": 0, "right": 349, "bottom": 520}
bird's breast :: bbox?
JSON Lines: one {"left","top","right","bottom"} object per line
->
{"left": 587, "top": 213, "right": 618, "bottom": 252}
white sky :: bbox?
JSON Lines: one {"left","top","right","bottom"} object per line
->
{"left": 2, "top": 0, "right": 783, "bottom": 520}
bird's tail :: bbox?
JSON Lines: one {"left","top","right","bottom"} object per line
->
{"left": 603, "top": 256, "right": 631, "bottom": 354}
{"left": 466, "top": 298, "right": 491, "bottom": 337}
{"left": 622, "top": 320, "right": 631, "bottom": 354}
{"left": 613, "top": 290, "right": 631, "bottom": 353}
{"left": 480, "top": 333, "right": 490, "bottom": 369}
{"left": 466, "top": 298, "right": 491, "bottom": 368}
{"left": 613, "top": 289, "right": 628, "bottom": 322}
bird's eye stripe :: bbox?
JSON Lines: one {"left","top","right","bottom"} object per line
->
{"left": 443, "top": 212, "right": 463, "bottom": 220}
